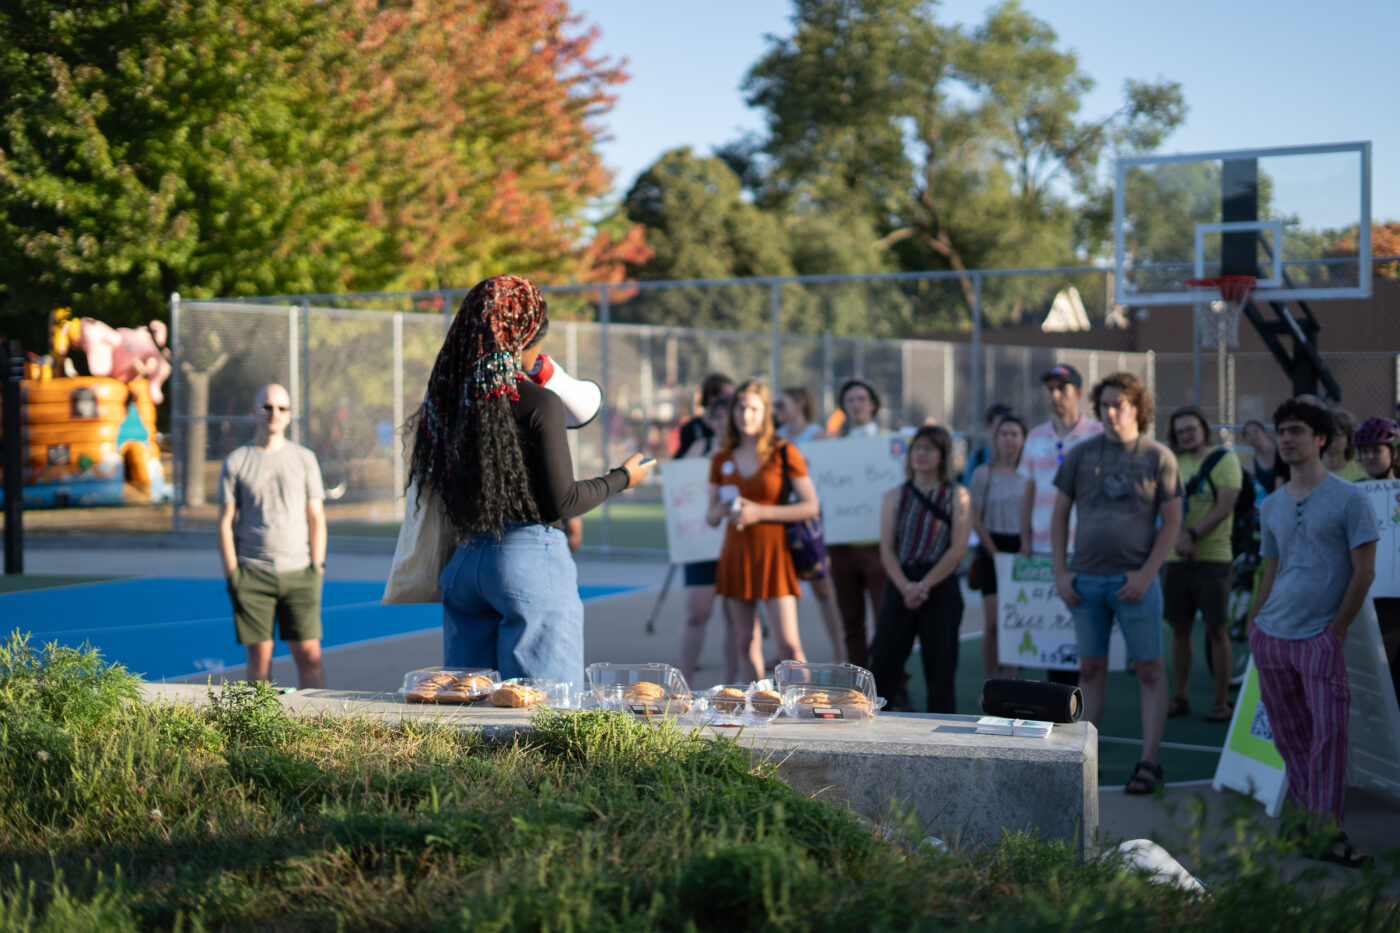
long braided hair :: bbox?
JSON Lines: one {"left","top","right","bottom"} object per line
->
{"left": 408, "top": 274, "right": 547, "bottom": 538}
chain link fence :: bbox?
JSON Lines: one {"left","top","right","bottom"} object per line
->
{"left": 169, "top": 274, "right": 1155, "bottom": 552}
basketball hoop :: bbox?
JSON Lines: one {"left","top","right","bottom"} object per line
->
{"left": 1186, "top": 275, "right": 1255, "bottom": 349}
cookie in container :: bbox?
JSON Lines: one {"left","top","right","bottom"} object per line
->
{"left": 774, "top": 661, "right": 884, "bottom": 721}
{"left": 489, "top": 678, "right": 553, "bottom": 708}
{"left": 586, "top": 662, "right": 694, "bottom": 717}
{"left": 400, "top": 668, "right": 501, "bottom": 704}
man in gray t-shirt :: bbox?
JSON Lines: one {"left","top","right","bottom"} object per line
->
{"left": 1051, "top": 372, "right": 1182, "bottom": 795}
{"left": 1248, "top": 400, "right": 1376, "bottom": 859}
{"left": 218, "top": 383, "right": 327, "bottom": 688}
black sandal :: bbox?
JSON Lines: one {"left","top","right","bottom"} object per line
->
{"left": 1306, "top": 832, "right": 1374, "bottom": 870}
{"left": 1125, "top": 759, "right": 1163, "bottom": 795}
{"left": 1166, "top": 696, "right": 1191, "bottom": 717}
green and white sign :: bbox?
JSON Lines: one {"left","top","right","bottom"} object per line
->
{"left": 994, "top": 554, "right": 1126, "bottom": 671}
{"left": 1212, "top": 659, "right": 1287, "bottom": 816}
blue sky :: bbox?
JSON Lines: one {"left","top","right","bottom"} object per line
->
{"left": 575, "top": 0, "right": 1395, "bottom": 237}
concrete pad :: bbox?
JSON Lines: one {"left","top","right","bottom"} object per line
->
{"left": 139, "top": 681, "right": 1098, "bottom": 855}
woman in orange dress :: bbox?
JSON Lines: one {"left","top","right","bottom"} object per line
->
{"left": 706, "top": 379, "right": 820, "bottom": 681}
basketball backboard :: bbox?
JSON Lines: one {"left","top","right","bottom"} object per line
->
{"left": 1114, "top": 141, "right": 1371, "bottom": 305}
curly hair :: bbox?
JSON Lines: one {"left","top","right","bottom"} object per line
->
{"left": 407, "top": 275, "right": 548, "bottom": 539}
{"left": 1091, "top": 371, "right": 1153, "bottom": 432}
{"left": 1271, "top": 397, "right": 1335, "bottom": 455}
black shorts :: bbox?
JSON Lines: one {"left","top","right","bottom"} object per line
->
{"left": 1162, "top": 561, "right": 1231, "bottom": 628}
{"left": 683, "top": 560, "right": 718, "bottom": 587}
{"left": 971, "top": 533, "right": 1021, "bottom": 595}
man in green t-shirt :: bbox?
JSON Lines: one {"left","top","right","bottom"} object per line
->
{"left": 1164, "top": 407, "right": 1241, "bottom": 722}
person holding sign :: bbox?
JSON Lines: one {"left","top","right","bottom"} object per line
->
{"left": 1353, "top": 417, "right": 1400, "bottom": 699}
{"left": 967, "top": 414, "right": 1032, "bottom": 680}
{"left": 675, "top": 392, "right": 738, "bottom": 684}
{"left": 870, "top": 426, "right": 971, "bottom": 713}
{"left": 1164, "top": 406, "right": 1242, "bottom": 724}
{"left": 408, "top": 275, "right": 652, "bottom": 683}
{"left": 828, "top": 378, "right": 889, "bottom": 667}
{"left": 1249, "top": 399, "right": 1377, "bottom": 867}
{"left": 1052, "top": 372, "right": 1182, "bottom": 795}
{"left": 707, "top": 379, "right": 820, "bottom": 681}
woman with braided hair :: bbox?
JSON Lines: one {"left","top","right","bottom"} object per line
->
{"left": 408, "top": 274, "right": 650, "bottom": 681}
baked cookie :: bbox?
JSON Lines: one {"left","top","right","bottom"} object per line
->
{"left": 405, "top": 671, "right": 458, "bottom": 702}
{"left": 491, "top": 684, "right": 546, "bottom": 708}
{"left": 750, "top": 690, "right": 783, "bottom": 715}
{"left": 622, "top": 681, "right": 667, "bottom": 701}
{"left": 711, "top": 687, "right": 746, "bottom": 713}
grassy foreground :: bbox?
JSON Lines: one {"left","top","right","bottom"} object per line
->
{"left": 0, "top": 634, "right": 1395, "bottom": 932}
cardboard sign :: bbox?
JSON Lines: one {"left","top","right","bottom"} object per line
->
{"left": 1212, "top": 659, "right": 1289, "bottom": 817}
{"left": 994, "top": 554, "right": 1127, "bottom": 671}
{"left": 1357, "top": 479, "right": 1400, "bottom": 596}
{"left": 800, "top": 435, "right": 907, "bottom": 545}
{"left": 660, "top": 436, "right": 909, "bottom": 564}
{"left": 660, "top": 458, "right": 726, "bottom": 565}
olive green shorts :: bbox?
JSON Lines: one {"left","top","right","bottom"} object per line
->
{"left": 228, "top": 565, "right": 323, "bottom": 645}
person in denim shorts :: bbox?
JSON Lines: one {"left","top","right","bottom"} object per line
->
{"left": 1051, "top": 372, "right": 1182, "bottom": 794}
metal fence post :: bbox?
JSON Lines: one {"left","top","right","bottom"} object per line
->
{"left": 600, "top": 287, "right": 612, "bottom": 552}
{"left": 170, "top": 292, "right": 182, "bottom": 535}
{"left": 770, "top": 279, "right": 781, "bottom": 388}
{"left": 392, "top": 312, "right": 405, "bottom": 518}
{"left": 971, "top": 274, "right": 984, "bottom": 442}
{"left": 288, "top": 303, "right": 302, "bottom": 444}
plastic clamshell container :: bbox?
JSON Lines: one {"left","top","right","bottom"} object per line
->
{"left": 775, "top": 661, "right": 884, "bottom": 721}
{"left": 542, "top": 682, "right": 596, "bottom": 710}
{"left": 695, "top": 684, "right": 782, "bottom": 727}
{"left": 488, "top": 678, "right": 554, "bottom": 708}
{"left": 586, "top": 662, "right": 694, "bottom": 717}
{"left": 399, "top": 667, "right": 501, "bottom": 704}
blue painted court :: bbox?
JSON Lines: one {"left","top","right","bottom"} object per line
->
{"left": 1, "top": 578, "right": 641, "bottom": 681}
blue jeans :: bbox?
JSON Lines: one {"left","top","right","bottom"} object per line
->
{"left": 1069, "top": 572, "right": 1164, "bottom": 662}
{"left": 440, "top": 523, "right": 583, "bottom": 682}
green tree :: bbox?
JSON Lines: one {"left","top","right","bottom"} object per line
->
{"left": 741, "top": 0, "right": 1186, "bottom": 323}
{"left": 619, "top": 147, "right": 794, "bottom": 331}
{"left": 0, "top": 0, "right": 632, "bottom": 349}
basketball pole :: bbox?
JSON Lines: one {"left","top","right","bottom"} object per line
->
{"left": 3, "top": 339, "right": 23, "bottom": 575}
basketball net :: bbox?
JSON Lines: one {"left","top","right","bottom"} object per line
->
{"left": 1186, "top": 275, "right": 1255, "bottom": 349}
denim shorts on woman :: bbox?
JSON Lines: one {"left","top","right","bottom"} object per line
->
{"left": 439, "top": 523, "right": 583, "bottom": 683}
{"left": 1068, "top": 572, "right": 1164, "bottom": 662}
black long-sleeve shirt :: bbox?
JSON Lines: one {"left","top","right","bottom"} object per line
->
{"left": 513, "top": 380, "right": 628, "bottom": 527}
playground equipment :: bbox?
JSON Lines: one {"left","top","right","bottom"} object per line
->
{"left": 0, "top": 310, "right": 170, "bottom": 508}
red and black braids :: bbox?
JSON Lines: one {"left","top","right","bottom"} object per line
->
{"left": 408, "top": 275, "right": 548, "bottom": 538}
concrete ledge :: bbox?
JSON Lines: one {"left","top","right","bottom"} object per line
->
{"left": 140, "top": 683, "right": 1097, "bottom": 854}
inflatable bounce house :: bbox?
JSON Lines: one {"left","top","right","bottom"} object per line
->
{"left": 0, "top": 308, "right": 171, "bottom": 508}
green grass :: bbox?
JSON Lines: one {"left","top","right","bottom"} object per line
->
{"left": 2, "top": 633, "right": 1396, "bottom": 932}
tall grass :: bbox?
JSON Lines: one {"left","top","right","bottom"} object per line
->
{"left": 0, "top": 634, "right": 1394, "bottom": 931}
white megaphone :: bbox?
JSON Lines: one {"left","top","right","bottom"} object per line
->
{"left": 528, "top": 354, "right": 602, "bottom": 428}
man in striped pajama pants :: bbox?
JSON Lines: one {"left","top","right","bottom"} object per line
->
{"left": 1248, "top": 398, "right": 1377, "bottom": 869}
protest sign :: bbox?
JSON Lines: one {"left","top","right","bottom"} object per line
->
{"left": 801, "top": 435, "right": 907, "bottom": 545}
{"left": 660, "top": 458, "right": 725, "bottom": 564}
{"left": 1356, "top": 479, "right": 1400, "bottom": 596}
{"left": 994, "top": 554, "right": 1126, "bottom": 671}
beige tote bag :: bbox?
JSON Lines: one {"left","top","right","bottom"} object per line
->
{"left": 382, "top": 481, "right": 457, "bottom": 604}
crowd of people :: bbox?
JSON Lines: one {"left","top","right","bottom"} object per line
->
{"left": 221, "top": 274, "right": 1397, "bottom": 871}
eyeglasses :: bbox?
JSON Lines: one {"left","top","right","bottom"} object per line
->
{"left": 261, "top": 404, "right": 290, "bottom": 413}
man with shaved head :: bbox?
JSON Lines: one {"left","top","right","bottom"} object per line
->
{"left": 218, "top": 383, "right": 328, "bottom": 687}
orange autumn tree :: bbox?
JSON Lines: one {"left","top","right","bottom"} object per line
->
{"left": 342, "top": 0, "right": 636, "bottom": 290}
{"left": 1324, "top": 222, "right": 1400, "bottom": 279}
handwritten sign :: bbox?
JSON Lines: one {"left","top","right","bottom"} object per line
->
{"left": 995, "top": 554, "right": 1126, "bottom": 671}
{"left": 800, "top": 436, "right": 907, "bottom": 545}
{"left": 1357, "top": 479, "right": 1400, "bottom": 596}
{"left": 660, "top": 436, "right": 909, "bottom": 564}
{"left": 660, "top": 458, "right": 726, "bottom": 564}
